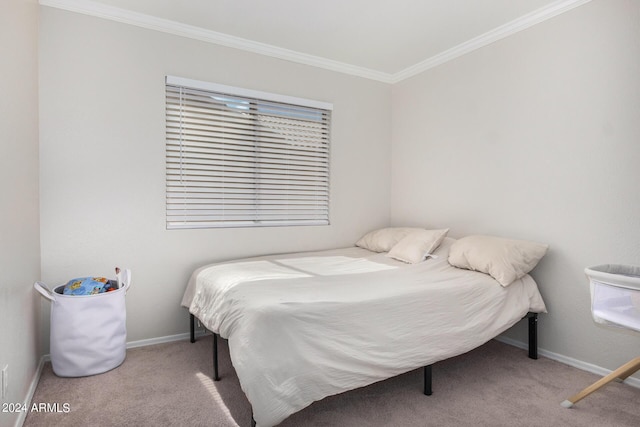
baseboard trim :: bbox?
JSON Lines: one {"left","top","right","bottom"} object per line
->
{"left": 495, "top": 336, "right": 640, "bottom": 389}
{"left": 39, "top": 330, "right": 209, "bottom": 362}
{"left": 126, "top": 330, "right": 208, "bottom": 349}
{"left": 15, "top": 356, "right": 47, "bottom": 427}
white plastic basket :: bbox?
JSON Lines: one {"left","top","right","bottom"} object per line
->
{"left": 586, "top": 264, "right": 640, "bottom": 333}
{"left": 34, "top": 268, "right": 131, "bottom": 377}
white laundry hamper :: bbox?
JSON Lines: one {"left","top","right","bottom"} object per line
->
{"left": 34, "top": 268, "right": 131, "bottom": 377}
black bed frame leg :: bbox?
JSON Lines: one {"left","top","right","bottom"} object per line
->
{"left": 213, "top": 332, "right": 220, "bottom": 381}
{"left": 420, "top": 313, "right": 536, "bottom": 400}
{"left": 190, "top": 313, "right": 196, "bottom": 343}
{"left": 423, "top": 364, "right": 433, "bottom": 396}
{"left": 528, "top": 313, "right": 538, "bottom": 360}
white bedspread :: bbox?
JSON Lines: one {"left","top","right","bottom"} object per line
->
{"left": 181, "top": 238, "right": 547, "bottom": 427}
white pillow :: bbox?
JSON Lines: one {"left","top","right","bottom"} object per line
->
{"left": 448, "top": 235, "right": 548, "bottom": 286}
{"left": 355, "top": 227, "right": 424, "bottom": 252}
{"left": 387, "top": 229, "right": 449, "bottom": 264}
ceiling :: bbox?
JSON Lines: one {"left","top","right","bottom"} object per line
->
{"left": 41, "top": 0, "right": 591, "bottom": 82}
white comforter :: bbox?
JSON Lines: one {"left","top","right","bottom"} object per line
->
{"left": 181, "top": 238, "right": 547, "bottom": 427}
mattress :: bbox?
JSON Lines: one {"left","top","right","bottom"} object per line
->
{"left": 181, "top": 237, "right": 547, "bottom": 426}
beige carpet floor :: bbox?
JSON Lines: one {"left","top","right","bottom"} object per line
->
{"left": 24, "top": 336, "right": 640, "bottom": 427}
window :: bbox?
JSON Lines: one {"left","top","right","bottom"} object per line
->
{"left": 165, "top": 76, "right": 332, "bottom": 229}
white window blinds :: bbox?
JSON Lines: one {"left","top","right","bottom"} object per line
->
{"left": 166, "top": 76, "right": 332, "bottom": 229}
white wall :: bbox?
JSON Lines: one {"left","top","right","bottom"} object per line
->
{"left": 38, "top": 7, "right": 392, "bottom": 347}
{"left": 391, "top": 0, "right": 640, "bottom": 376}
{"left": 0, "top": 0, "right": 41, "bottom": 425}
{"left": 32, "top": 0, "right": 640, "bottom": 394}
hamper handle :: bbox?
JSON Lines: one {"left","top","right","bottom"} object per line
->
{"left": 116, "top": 268, "right": 132, "bottom": 293}
{"left": 34, "top": 281, "right": 56, "bottom": 302}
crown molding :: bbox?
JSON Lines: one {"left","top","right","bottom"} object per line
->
{"left": 38, "top": 0, "right": 394, "bottom": 84}
{"left": 40, "top": 0, "right": 592, "bottom": 85}
{"left": 391, "top": 0, "right": 594, "bottom": 83}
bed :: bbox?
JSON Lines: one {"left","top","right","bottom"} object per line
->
{"left": 181, "top": 234, "right": 547, "bottom": 427}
